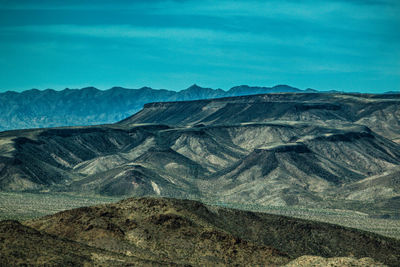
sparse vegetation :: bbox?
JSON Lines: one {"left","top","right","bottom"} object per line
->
{"left": 1, "top": 192, "right": 399, "bottom": 241}
{"left": 0, "top": 192, "right": 121, "bottom": 221}
{"left": 206, "top": 200, "right": 400, "bottom": 240}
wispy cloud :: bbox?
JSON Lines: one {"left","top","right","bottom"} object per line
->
{"left": 0, "top": 0, "right": 398, "bottom": 92}
{"left": 2, "top": 24, "right": 285, "bottom": 42}
{"left": 1, "top": 0, "right": 398, "bottom": 22}
{"left": 1, "top": 23, "right": 383, "bottom": 56}
{"left": 145, "top": 0, "right": 400, "bottom": 21}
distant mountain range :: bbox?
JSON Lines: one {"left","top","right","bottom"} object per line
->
{"left": 0, "top": 84, "right": 318, "bottom": 131}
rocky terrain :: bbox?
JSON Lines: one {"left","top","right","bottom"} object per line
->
{"left": 1, "top": 197, "right": 397, "bottom": 266}
{"left": 0, "top": 92, "right": 399, "bottom": 218}
{"left": 0, "top": 84, "right": 309, "bottom": 131}
{"left": 0, "top": 220, "right": 160, "bottom": 266}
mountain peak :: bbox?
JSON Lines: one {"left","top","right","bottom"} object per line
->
{"left": 139, "top": 86, "right": 153, "bottom": 90}
{"left": 110, "top": 86, "right": 129, "bottom": 90}
{"left": 81, "top": 86, "right": 99, "bottom": 92}
{"left": 272, "top": 84, "right": 300, "bottom": 91}
{"left": 186, "top": 84, "right": 203, "bottom": 90}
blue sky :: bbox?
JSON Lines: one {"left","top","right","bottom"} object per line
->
{"left": 0, "top": 0, "right": 399, "bottom": 93}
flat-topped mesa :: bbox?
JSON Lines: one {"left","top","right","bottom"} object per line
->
{"left": 138, "top": 91, "right": 400, "bottom": 110}
{"left": 255, "top": 142, "right": 310, "bottom": 153}
{"left": 140, "top": 93, "right": 323, "bottom": 109}
{"left": 120, "top": 92, "right": 400, "bottom": 138}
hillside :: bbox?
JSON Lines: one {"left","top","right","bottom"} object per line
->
{"left": 0, "top": 220, "right": 163, "bottom": 266}
{"left": 18, "top": 197, "right": 396, "bottom": 266}
{"left": 0, "top": 84, "right": 306, "bottom": 131}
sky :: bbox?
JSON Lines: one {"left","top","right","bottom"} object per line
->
{"left": 0, "top": 0, "right": 399, "bottom": 93}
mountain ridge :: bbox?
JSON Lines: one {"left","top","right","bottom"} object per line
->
{"left": 0, "top": 84, "right": 332, "bottom": 131}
